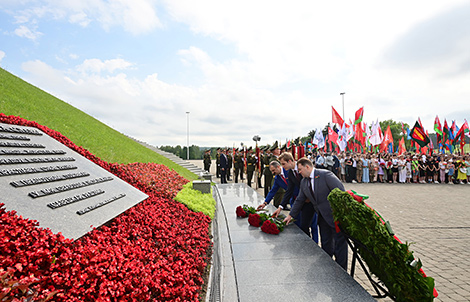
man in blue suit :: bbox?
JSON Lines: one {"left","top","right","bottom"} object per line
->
{"left": 219, "top": 148, "right": 228, "bottom": 184}
{"left": 256, "top": 160, "right": 289, "bottom": 210}
{"left": 284, "top": 157, "right": 347, "bottom": 270}
{"left": 272, "top": 152, "right": 319, "bottom": 243}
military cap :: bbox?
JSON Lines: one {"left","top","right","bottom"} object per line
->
{"left": 269, "top": 141, "right": 279, "bottom": 151}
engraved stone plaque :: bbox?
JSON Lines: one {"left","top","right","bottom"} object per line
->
{"left": 0, "top": 123, "right": 148, "bottom": 239}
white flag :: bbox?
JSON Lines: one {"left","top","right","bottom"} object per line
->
{"left": 312, "top": 128, "right": 325, "bottom": 148}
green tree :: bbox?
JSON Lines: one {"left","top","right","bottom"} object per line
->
{"left": 379, "top": 120, "right": 411, "bottom": 150}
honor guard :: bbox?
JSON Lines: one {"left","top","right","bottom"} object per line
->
{"left": 246, "top": 147, "right": 257, "bottom": 187}
{"left": 203, "top": 149, "right": 211, "bottom": 172}
{"left": 234, "top": 149, "right": 244, "bottom": 183}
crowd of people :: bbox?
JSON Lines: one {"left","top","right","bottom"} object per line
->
{"left": 205, "top": 145, "right": 470, "bottom": 187}
{"left": 314, "top": 151, "right": 470, "bottom": 185}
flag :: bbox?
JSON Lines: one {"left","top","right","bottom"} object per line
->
{"left": 380, "top": 125, "right": 393, "bottom": 153}
{"left": 427, "top": 130, "right": 434, "bottom": 150}
{"left": 312, "top": 128, "right": 325, "bottom": 148}
{"left": 328, "top": 126, "right": 339, "bottom": 145}
{"left": 354, "top": 107, "right": 364, "bottom": 125}
{"left": 434, "top": 116, "right": 443, "bottom": 136}
{"left": 455, "top": 120, "right": 470, "bottom": 151}
{"left": 346, "top": 122, "right": 355, "bottom": 142}
{"left": 398, "top": 137, "right": 406, "bottom": 155}
{"left": 410, "top": 121, "right": 430, "bottom": 147}
{"left": 337, "top": 123, "right": 348, "bottom": 151}
{"left": 355, "top": 123, "right": 366, "bottom": 146}
{"left": 369, "top": 120, "right": 383, "bottom": 146}
{"left": 332, "top": 106, "right": 344, "bottom": 127}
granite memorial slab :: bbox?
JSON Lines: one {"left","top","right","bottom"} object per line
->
{"left": 0, "top": 122, "right": 148, "bottom": 239}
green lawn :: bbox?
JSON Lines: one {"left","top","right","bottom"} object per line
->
{"left": 0, "top": 67, "right": 197, "bottom": 180}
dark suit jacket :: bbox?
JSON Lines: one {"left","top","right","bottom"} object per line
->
{"left": 219, "top": 153, "right": 227, "bottom": 169}
{"left": 280, "top": 169, "right": 302, "bottom": 209}
{"left": 290, "top": 168, "right": 344, "bottom": 228}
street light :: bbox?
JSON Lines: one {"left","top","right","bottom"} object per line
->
{"left": 186, "top": 112, "right": 190, "bottom": 160}
{"left": 340, "top": 92, "right": 345, "bottom": 120}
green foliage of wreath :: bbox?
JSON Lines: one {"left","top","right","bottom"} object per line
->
{"left": 328, "top": 188, "right": 435, "bottom": 302}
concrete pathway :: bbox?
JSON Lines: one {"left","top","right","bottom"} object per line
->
{"left": 211, "top": 183, "right": 375, "bottom": 302}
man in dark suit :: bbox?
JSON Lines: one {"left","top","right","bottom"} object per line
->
{"left": 284, "top": 157, "right": 347, "bottom": 270}
{"left": 219, "top": 148, "right": 228, "bottom": 184}
{"left": 256, "top": 160, "right": 289, "bottom": 210}
{"left": 273, "top": 152, "right": 319, "bottom": 243}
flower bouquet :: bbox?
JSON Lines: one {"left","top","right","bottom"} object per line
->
{"left": 236, "top": 204, "right": 256, "bottom": 218}
{"left": 261, "top": 217, "right": 286, "bottom": 235}
{"left": 248, "top": 212, "right": 270, "bottom": 227}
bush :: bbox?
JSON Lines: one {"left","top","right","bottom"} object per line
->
{"left": 174, "top": 182, "right": 216, "bottom": 220}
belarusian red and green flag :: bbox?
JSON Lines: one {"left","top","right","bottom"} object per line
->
{"left": 354, "top": 107, "right": 364, "bottom": 125}
{"left": 332, "top": 106, "right": 344, "bottom": 127}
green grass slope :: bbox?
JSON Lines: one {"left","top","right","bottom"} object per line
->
{"left": 0, "top": 67, "right": 197, "bottom": 180}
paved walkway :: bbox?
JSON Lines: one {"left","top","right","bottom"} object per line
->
{"left": 212, "top": 183, "right": 374, "bottom": 302}
{"left": 190, "top": 159, "right": 470, "bottom": 302}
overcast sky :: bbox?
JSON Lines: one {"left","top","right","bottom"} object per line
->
{"left": 1, "top": 0, "right": 469, "bottom": 148}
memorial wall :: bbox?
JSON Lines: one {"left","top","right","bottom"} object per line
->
{"left": 0, "top": 123, "right": 148, "bottom": 239}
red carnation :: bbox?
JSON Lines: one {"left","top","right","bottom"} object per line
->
{"left": 261, "top": 220, "right": 280, "bottom": 235}
{"left": 248, "top": 213, "right": 261, "bottom": 227}
{"left": 236, "top": 206, "right": 247, "bottom": 218}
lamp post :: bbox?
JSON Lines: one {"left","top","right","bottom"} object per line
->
{"left": 186, "top": 112, "right": 190, "bottom": 160}
{"left": 340, "top": 92, "right": 345, "bottom": 120}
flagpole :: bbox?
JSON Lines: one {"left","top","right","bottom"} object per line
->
{"left": 340, "top": 92, "right": 345, "bottom": 120}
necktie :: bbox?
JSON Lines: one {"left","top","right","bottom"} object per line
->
{"left": 308, "top": 177, "right": 314, "bottom": 197}
{"left": 294, "top": 170, "right": 300, "bottom": 181}
{"left": 280, "top": 174, "right": 287, "bottom": 185}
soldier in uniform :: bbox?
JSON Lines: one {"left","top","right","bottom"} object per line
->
{"left": 246, "top": 147, "right": 257, "bottom": 187}
{"left": 226, "top": 149, "right": 233, "bottom": 181}
{"left": 216, "top": 148, "right": 221, "bottom": 178}
{"left": 233, "top": 149, "right": 243, "bottom": 183}
{"left": 203, "top": 149, "right": 211, "bottom": 172}
{"left": 256, "top": 146, "right": 264, "bottom": 188}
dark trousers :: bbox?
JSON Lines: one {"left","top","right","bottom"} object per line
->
{"left": 299, "top": 202, "right": 319, "bottom": 243}
{"left": 220, "top": 169, "right": 227, "bottom": 183}
{"left": 318, "top": 213, "right": 347, "bottom": 270}
{"left": 247, "top": 171, "right": 254, "bottom": 187}
{"left": 264, "top": 173, "right": 273, "bottom": 197}
{"left": 234, "top": 168, "right": 240, "bottom": 183}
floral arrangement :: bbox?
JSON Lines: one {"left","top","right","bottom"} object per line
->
{"left": 235, "top": 204, "right": 256, "bottom": 218}
{"left": 248, "top": 213, "right": 269, "bottom": 227}
{"left": 0, "top": 114, "right": 212, "bottom": 301}
{"left": 236, "top": 205, "right": 288, "bottom": 235}
{"left": 328, "top": 188, "right": 437, "bottom": 302}
{"left": 260, "top": 218, "right": 286, "bottom": 235}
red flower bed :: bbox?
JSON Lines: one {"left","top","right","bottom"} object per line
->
{"left": 0, "top": 114, "right": 212, "bottom": 301}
